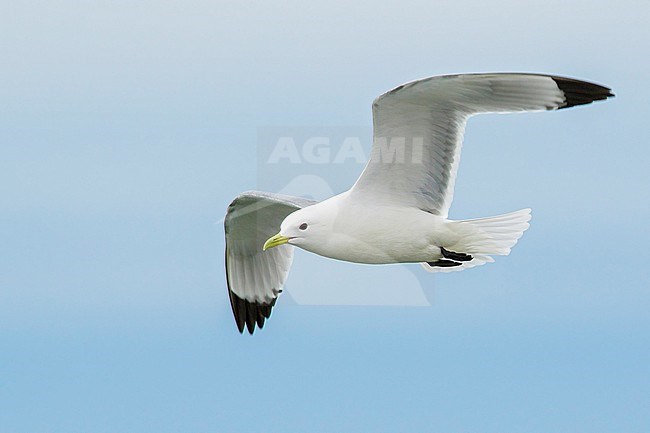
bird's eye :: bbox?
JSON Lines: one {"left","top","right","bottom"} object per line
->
{"left": 299, "top": 223, "right": 308, "bottom": 230}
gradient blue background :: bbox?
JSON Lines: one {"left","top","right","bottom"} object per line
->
{"left": 1, "top": 1, "right": 648, "bottom": 432}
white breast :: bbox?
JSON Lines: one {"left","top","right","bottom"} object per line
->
{"left": 304, "top": 194, "right": 453, "bottom": 264}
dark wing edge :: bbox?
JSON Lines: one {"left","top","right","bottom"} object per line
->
{"left": 550, "top": 75, "right": 614, "bottom": 109}
{"left": 224, "top": 191, "right": 317, "bottom": 335}
{"left": 374, "top": 72, "right": 614, "bottom": 110}
{"left": 225, "top": 245, "right": 277, "bottom": 334}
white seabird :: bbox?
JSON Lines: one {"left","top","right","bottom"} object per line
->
{"left": 224, "top": 73, "right": 614, "bottom": 334}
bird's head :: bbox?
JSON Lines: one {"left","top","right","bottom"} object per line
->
{"left": 263, "top": 203, "right": 334, "bottom": 253}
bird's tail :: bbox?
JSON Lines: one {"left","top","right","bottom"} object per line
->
{"left": 421, "top": 208, "right": 532, "bottom": 273}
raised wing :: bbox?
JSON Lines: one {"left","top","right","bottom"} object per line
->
{"left": 224, "top": 191, "right": 317, "bottom": 334}
{"left": 351, "top": 73, "right": 613, "bottom": 217}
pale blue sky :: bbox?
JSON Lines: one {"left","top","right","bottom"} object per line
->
{"left": 1, "top": 1, "right": 649, "bottom": 432}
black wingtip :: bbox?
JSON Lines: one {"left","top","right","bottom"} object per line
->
{"left": 225, "top": 245, "right": 277, "bottom": 335}
{"left": 228, "top": 290, "right": 277, "bottom": 335}
{"left": 551, "top": 76, "right": 614, "bottom": 109}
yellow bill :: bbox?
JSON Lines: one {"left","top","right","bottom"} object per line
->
{"left": 263, "top": 233, "right": 290, "bottom": 251}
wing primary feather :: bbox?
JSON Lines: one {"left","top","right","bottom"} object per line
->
{"left": 224, "top": 192, "right": 316, "bottom": 334}
{"left": 256, "top": 309, "right": 266, "bottom": 329}
{"left": 550, "top": 76, "right": 614, "bottom": 109}
{"left": 226, "top": 244, "right": 275, "bottom": 334}
{"left": 245, "top": 302, "right": 257, "bottom": 334}
{"left": 225, "top": 248, "right": 247, "bottom": 334}
{"left": 260, "top": 304, "right": 273, "bottom": 319}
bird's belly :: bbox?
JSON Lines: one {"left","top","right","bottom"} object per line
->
{"left": 309, "top": 211, "right": 450, "bottom": 264}
{"left": 320, "top": 240, "right": 439, "bottom": 265}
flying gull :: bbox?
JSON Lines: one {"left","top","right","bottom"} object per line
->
{"left": 224, "top": 72, "right": 614, "bottom": 334}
